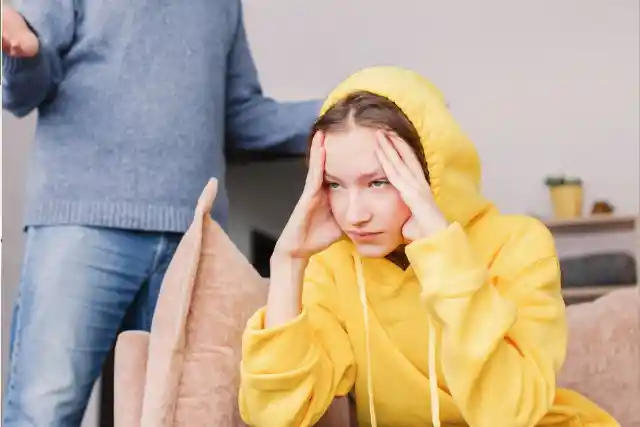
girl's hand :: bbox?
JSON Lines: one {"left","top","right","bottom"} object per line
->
{"left": 374, "top": 131, "right": 448, "bottom": 242}
{"left": 273, "top": 131, "right": 343, "bottom": 260}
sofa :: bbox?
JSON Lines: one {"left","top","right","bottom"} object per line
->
{"left": 113, "top": 180, "right": 639, "bottom": 427}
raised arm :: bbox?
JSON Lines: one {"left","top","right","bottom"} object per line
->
{"left": 2, "top": 0, "right": 77, "bottom": 117}
{"left": 406, "top": 220, "right": 567, "bottom": 427}
{"left": 239, "top": 132, "right": 352, "bottom": 426}
{"left": 223, "top": 0, "right": 320, "bottom": 154}
{"left": 239, "top": 255, "right": 356, "bottom": 427}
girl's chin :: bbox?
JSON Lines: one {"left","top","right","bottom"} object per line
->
{"left": 351, "top": 241, "right": 396, "bottom": 258}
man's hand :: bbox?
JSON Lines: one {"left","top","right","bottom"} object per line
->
{"left": 2, "top": 5, "right": 39, "bottom": 57}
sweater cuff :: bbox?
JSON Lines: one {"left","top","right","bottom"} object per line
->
{"left": 3, "top": 14, "right": 44, "bottom": 76}
{"left": 241, "top": 307, "right": 317, "bottom": 390}
{"left": 405, "top": 222, "right": 486, "bottom": 297}
{"left": 262, "top": 99, "right": 324, "bottom": 155}
{"left": 2, "top": 48, "right": 46, "bottom": 76}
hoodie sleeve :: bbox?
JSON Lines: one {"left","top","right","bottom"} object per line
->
{"left": 224, "top": 0, "right": 321, "bottom": 154}
{"left": 405, "top": 220, "right": 567, "bottom": 427}
{"left": 2, "top": 0, "right": 77, "bottom": 118}
{"left": 238, "top": 256, "right": 357, "bottom": 427}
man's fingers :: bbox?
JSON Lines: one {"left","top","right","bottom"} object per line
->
{"left": 2, "top": 37, "right": 12, "bottom": 52}
{"left": 1, "top": 10, "right": 40, "bottom": 57}
{"left": 2, "top": 32, "right": 18, "bottom": 52}
{"left": 10, "top": 44, "right": 27, "bottom": 57}
{"left": 2, "top": 36, "right": 37, "bottom": 57}
{"left": 13, "top": 36, "right": 38, "bottom": 57}
{"left": 22, "top": 32, "right": 39, "bottom": 56}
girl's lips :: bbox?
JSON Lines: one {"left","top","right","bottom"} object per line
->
{"left": 347, "top": 231, "right": 382, "bottom": 240}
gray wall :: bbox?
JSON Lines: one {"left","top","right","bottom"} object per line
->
{"left": 231, "top": 0, "right": 640, "bottom": 256}
{"left": 2, "top": 0, "right": 639, "bottom": 425}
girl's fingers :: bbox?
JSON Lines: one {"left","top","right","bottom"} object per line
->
{"left": 305, "top": 131, "right": 326, "bottom": 191}
{"left": 375, "top": 131, "right": 415, "bottom": 185}
{"left": 375, "top": 146, "right": 398, "bottom": 184}
{"left": 388, "top": 133, "right": 426, "bottom": 181}
{"left": 374, "top": 131, "right": 401, "bottom": 178}
{"left": 375, "top": 143, "right": 409, "bottom": 195}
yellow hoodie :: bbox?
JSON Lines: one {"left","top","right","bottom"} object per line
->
{"left": 238, "top": 67, "right": 618, "bottom": 427}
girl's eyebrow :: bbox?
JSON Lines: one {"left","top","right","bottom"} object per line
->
{"left": 324, "top": 171, "right": 386, "bottom": 181}
{"left": 360, "top": 170, "right": 386, "bottom": 180}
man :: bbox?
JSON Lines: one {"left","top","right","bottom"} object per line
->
{"left": 1, "top": 1, "right": 320, "bottom": 425}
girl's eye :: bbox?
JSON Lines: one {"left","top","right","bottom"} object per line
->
{"left": 370, "top": 179, "right": 389, "bottom": 188}
{"left": 326, "top": 182, "right": 340, "bottom": 189}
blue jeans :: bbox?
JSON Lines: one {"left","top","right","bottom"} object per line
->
{"left": 3, "top": 225, "right": 183, "bottom": 427}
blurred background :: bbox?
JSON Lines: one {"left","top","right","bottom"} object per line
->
{"left": 2, "top": 0, "right": 639, "bottom": 425}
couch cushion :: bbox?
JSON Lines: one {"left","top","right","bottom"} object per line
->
{"left": 140, "top": 179, "right": 268, "bottom": 427}
{"left": 558, "top": 288, "right": 640, "bottom": 426}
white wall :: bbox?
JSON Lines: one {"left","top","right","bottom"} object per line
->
{"left": 228, "top": 0, "right": 639, "bottom": 253}
{"left": 2, "top": 0, "right": 639, "bottom": 424}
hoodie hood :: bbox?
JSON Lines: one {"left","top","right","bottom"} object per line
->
{"left": 320, "top": 66, "right": 493, "bottom": 427}
{"left": 320, "top": 66, "right": 492, "bottom": 228}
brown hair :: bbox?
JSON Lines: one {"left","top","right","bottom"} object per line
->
{"left": 310, "top": 91, "right": 430, "bottom": 183}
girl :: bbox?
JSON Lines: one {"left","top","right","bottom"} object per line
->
{"left": 238, "top": 66, "right": 618, "bottom": 427}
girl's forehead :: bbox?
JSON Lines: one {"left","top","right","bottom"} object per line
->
{"left": 324, "top": 128, "right": 382, "bottom": 179}
{"left": 324, "top": 127, "right": 378, "bottom": 157}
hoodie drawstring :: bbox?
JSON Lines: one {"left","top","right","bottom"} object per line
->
{"left": 354, "top": 253, "right": 378, "bottom": 426}
{"left": 353, "top": 252, "right": 441, "bottom": 427}
{"left": 428, "top": 319, "right": 441, "bottom": 426}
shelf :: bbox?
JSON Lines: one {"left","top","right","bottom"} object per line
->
{"left": 543, "top": 214, "right": 638, "bottom": 233}
{"left": 562, "top": 284, "right": 636, "bottom": 302}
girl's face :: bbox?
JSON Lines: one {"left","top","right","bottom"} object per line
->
{"left": 323, "top": 125, "right": 412, "bottom": 257}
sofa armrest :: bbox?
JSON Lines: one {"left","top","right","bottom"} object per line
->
{"left": 315, "top": 396, "right": 357, "bottom": 427}
{"left": 558, "top": 288, "right": 640, "bottom": 426}
{"left": 114, "top": 331, "right": 150, "bottom": 427}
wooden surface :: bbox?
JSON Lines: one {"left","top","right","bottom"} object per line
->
{"left": 546, "top": 215, "right": 639, "bottom": 304}
{"left": 542, "top": 214, "right": 638, "bottom": 233}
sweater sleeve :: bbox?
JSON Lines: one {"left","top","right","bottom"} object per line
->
{"left": 239, "top": 256, "right": 356, "bottom": 427}
{"left": 223, "top": 0, "right": 321, "bottom": 154}
{"left": 405, "top": 221, "right": 567, "bottom": 427}
{"left": 2, "top": 0, "right": 77, "bottom": 117}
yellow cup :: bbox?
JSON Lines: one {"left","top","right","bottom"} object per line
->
{"left": 549, "top": 184, "right": 583, "bottom": 219}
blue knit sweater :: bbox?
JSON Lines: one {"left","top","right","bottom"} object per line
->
{"left": 2, "top": 0, "right": 321, "bottom": 231}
